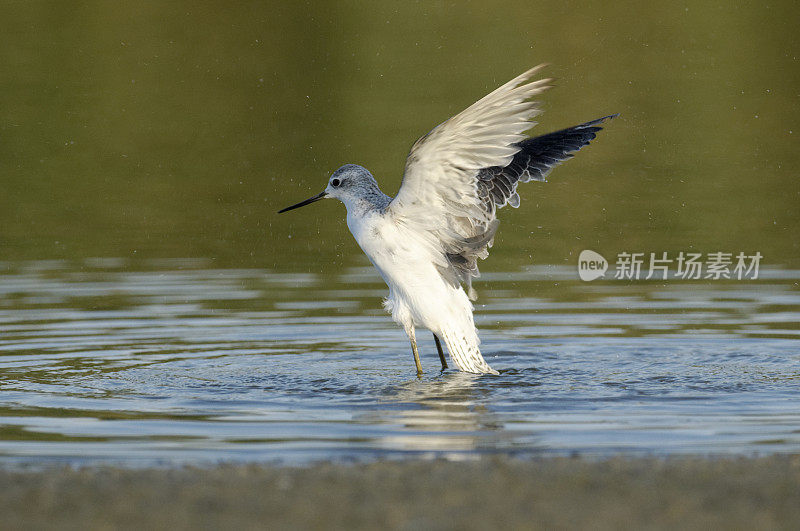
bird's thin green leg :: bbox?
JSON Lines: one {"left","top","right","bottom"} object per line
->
{"left": 433, "top": 334, "right": 447, "bottom": 370}
{"left": 408, "top": 327, "right": 423, "bottom": 377}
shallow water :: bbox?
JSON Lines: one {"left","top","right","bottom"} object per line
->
{"left": 1, "top": 260, "right": 798, "bottom": 466}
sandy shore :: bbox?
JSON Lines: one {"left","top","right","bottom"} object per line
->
{"left": 2, "top": 456, "right": 799, "bottom": 530}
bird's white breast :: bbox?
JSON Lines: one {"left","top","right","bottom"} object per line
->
{"left": 346, "top": 209, "right": 470, "bottom": 333}
{"left": 346, "top": 210, "right": 412, "bottom": 283}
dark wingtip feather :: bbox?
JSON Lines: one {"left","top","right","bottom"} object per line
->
{"left": 576, "top": 113, "right": 619, "bottom": 129}
{"left": 475, "top": 113, "right": 616, "bottom": 213}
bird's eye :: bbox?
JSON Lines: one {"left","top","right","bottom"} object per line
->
{"left": 331, "top": 178, "right": 341, "bottom": 187}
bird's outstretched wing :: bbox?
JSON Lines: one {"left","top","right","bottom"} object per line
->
{"left": 387, "top": 66, "right": 613, "bottom": 298}
{"left": 476, "top": 114, "right": 617, "bottom": 211}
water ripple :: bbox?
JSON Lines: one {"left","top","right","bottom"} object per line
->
{"left": 0, "top": 260, "right": 798, "bottom": 466}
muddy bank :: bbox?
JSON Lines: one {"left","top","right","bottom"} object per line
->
{"left": 2, "top": 456, "right": 799, "bottom": 529}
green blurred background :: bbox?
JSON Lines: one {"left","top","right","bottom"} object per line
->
{"left": 1, "top": 1, "right": 797, "bottom": 272}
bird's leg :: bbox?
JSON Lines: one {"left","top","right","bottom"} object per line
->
{"left": 407, "top": 326, "right": 423, "bottom": 377}
{"left": 433, "top": 334, "right": 447, "bottom": 370}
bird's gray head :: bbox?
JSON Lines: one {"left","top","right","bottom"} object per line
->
{"left": 278, "top": 164, "right": 390, "bottom": 215}
{"left": 323, "top": 164, "right": 379, "bottom": 202}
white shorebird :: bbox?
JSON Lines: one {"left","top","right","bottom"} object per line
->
{"left": 279, "top": 65, "right": 615, "bottom": 376}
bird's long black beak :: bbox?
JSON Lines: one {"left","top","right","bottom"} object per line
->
{"left": 277, "top": 191, "right": 327, "bottom": 213}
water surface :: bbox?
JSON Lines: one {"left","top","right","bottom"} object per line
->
{"left": 1, "top": 260, "right": 798, "bottom": 466}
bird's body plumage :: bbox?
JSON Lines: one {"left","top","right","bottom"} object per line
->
{"left": 279, "top": 65, "right": 615, "bottom": 375}
{"left": 346, "top": 190, "right": 496, "bottom": 374}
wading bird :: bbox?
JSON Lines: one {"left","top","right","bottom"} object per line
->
{"left": 279, "top": 65, "right": 615, "bottom": 375}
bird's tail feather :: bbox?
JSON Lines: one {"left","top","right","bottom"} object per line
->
{"left": 441, "top": 330, "right": 498, "bottom": 375}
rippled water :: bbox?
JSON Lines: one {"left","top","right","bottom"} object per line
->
{"left": 1, "top": 260, "right": 799, "bottom": 466}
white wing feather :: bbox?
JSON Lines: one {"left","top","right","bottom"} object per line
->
{"left": 387, "top": 66, "right": 552, "bottom": 293}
